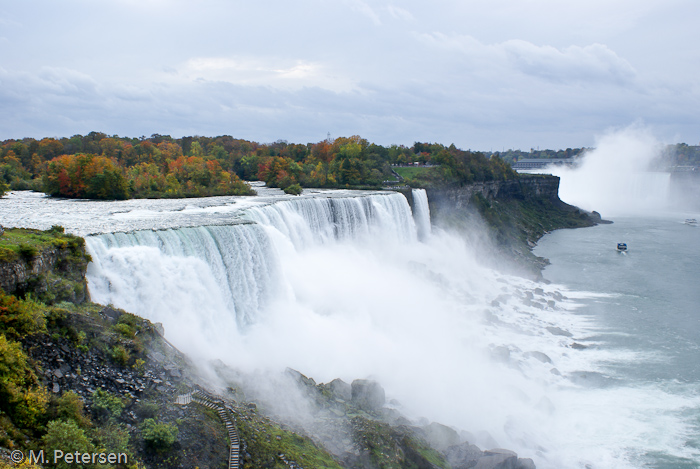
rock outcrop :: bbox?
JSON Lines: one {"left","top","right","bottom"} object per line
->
{"left": 415, "top": 174, "right": 606, "bottom": 277}
{"left": 0, "top": 229, "right": 91, "bottom": 303}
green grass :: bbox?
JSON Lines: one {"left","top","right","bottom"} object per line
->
{"left": 393, "top": 166, "right": 437, "bottom": 179}
{"left": 236, "top": 406, "right": 343, "bottom": 469}
{"left": 0, "top": 227, "right": 84, "bottom": 261}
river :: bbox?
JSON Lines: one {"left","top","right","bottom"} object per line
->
{"left": 534, "top": 213, "right": 700, "bottom": 468}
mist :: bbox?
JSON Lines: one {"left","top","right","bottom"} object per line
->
{"left": 547, "top": 126, "right": 672, "bottom": 217}
{"left": 81, "top": 190, "right": 698, "bottom": 468}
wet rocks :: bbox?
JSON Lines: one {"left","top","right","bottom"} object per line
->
{"left": 546, "top": 326, "right": 573, "bottom": 337}
{"left": 524, "top": 351, "right": 552, "bottom": 364}
{"left": 446, "top": 444, "right": 536, "bottom": 469}
{"left": 350, "top": 379, "right": 385, "bottom": 412}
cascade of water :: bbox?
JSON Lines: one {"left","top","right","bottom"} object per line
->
{"left": 86, "top": 192, "right": 421, "bottom": 330}
{"left": 86, "top": 224, "right": 281, "bottom": 328}
{"left": 241, "top": 192, "right": 417, "bottom": 248}
{"left": 412, "top": 189, "right": 432, "bottom": 241}
{"left": 46, "top": 185, "right": 698, "bottom": 468}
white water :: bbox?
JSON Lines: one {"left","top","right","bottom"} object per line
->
{"left": 412, "top": 188, "right": 432, "bottom": 241}
{"left": 545, "top": 126, "right": 672, "bottom": 217}
{"left": 1, "top": 186, "right": 694, "bottom": 467}
{"left": 78, "top": 189, "right": 677, "bottom": 468}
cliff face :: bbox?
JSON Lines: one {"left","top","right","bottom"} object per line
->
{"left": 422, "top": 174, "right": 603, "bottom": 277}
{"left": 425, "top": 175, "right": 564, "bottom": 211}
{"left": 0, "top": 228, "right": 91, "bottom": 304}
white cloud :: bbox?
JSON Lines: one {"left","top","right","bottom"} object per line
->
{"left": 385, "top": 5, "right": 414, "bottom": 21}
{"left": 341, "top": 0, "right": 382, "bottom": 25}
{"left": 502, "top": 41, "right": 636, "bottom": 84}
{"left": 419, "top": 33, "right": 636, "bottom": 86}
{"left": 178, "top": 56, "right": 358, "bottom": 93}
{"left": 0, "top": 0, "right": 699, "bottom": 148}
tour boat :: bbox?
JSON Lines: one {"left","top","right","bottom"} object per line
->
{"left": 617, "top": 243, "right": 628, "bottom": 252}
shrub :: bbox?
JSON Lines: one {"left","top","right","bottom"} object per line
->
{"left": 135, "top": 400, "right": 159, "bottom": 419}
{"left": 0, "top": 290, "right": 46, "bottom": 338}
{"left": 12, "top": 387, "right": 49, "bottom": 429}
{"left": 113, "top": 323, "right": 135, "bottom": 338}
{"left": 18, "top": 244, "right": 38, "bottom": 260}
{"left": 111, "top": 344, "right": 130, "bottom": 366}
{"left": 132, "top": 358, "right": 146, "bottom": 375}
{"left": 140, "top": 418, "right": 178, "bottom": 451}
{"left": 0, "top": 334, "right": 46, "bottom": 429}
{"left": 91, "top": 422, "right": 131, "bottom": 458}
{"left": 42, "top": 419, "right": 96, "bottom": 469}
{"left": 283, "top": 183, "right": 303, "bottom": 195}
{"left": 91, "top": 389, "right": 124, "bottom": 421}
{"left": 0, "top": 246, "right": 18, "bottom": 262}
{"left": 54, "top": 390, "right": 91, "bottom": 428}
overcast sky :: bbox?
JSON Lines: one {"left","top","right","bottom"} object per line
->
{"left": 1, "top": 0, "right": 698, "bottom": 150}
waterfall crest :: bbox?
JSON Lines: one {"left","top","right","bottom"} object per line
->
{"left": 87, "top": 223, "right": 280, "bottom": 328}
{"left": 85, "top": 192, "right": 420, "bottom": 329}
{"left": 241, "top": 192, "right": 417, "bottom": 248}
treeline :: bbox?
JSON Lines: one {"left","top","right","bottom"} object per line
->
{"left": 0, "top": 132, "right": 515, "bottom": 199}
{"left": 491, "top": 148, "right": 587, "bottom": 165}
{"left": 664, "top": 143, "right": 700, "bottom": 167}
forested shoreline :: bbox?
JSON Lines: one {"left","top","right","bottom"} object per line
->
{"left": 0, "top": 132, "right": 515, "bottom": 199}
{"left": 2, "top": 132, "right": 697, "bottom": 200}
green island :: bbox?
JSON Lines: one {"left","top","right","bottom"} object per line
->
{"left": 0, "top": 133, "right": 517, "bottom": 199}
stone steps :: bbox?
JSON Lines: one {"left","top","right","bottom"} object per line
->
{"left": 176, "top": 390, "right": 241, "bottom": 469}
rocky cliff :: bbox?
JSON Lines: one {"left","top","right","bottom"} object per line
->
{"left": 425, "top": 174, "right": 564, "bottom": 209}
{"left": 421, "top": 174, "right": 605, "bottom": 277}
{"left": 0, "top": 227, "right": 90, "bottom": 303}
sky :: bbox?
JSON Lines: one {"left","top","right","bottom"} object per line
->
{"left": 1, "top": 0, "right": 699, "bottom": 150}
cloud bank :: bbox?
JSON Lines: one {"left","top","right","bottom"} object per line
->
{"left": 1, "top": 0, "right": 698, "bottom": 149}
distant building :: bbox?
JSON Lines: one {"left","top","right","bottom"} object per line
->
{"left": 511, "top": 158, "right": 575, "bottom": 170}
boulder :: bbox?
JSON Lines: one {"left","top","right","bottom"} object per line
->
{"left": 524, "top": 351, "right": 552, "bottom": 364}
{"left": 445, "top": 442, "right": 484, "bottom": 468}
{"left": 351, "top": 379, "right": 385, "bottom": 411}
{"left": 329, "top": 378, "right": 352, "bottom": 401}
{"left": 424, "top": 422, "right": 461, "bottom": 451}
{"left": 100, "top": 306, "right": 122, "bottom": 323}
{"left": 475, "top": 448, "right": 518, "bottom": 469}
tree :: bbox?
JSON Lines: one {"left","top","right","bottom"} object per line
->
{"left": 42, "top": 420, "right": 97, "bottom": 469}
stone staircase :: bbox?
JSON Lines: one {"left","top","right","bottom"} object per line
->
{"left": 176, "top": 390, "right": 240, "bottom": 469}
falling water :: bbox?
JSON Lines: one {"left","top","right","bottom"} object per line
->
{"left": 412, "top": 188, "right": 432, "bottom": 241}
{"left": 1, "top": 188, "right": 697, "bottom": 468}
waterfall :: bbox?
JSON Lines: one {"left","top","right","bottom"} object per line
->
{"left": 85, "top": 192, "right": 422, "bottom": 333}
{"left": 412, "top": 189, "right": 431, "bottom": 241}
{"left": 240, "top": 192, "right": 417, "bottom": 248}
{"left": 86, "top": 223, "right": 281, "bottom": 329}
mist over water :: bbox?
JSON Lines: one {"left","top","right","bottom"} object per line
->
{"left": 78, "top": 190, "right": 697, "bottom": 468}
{"left": 2, "top": 186, "right": 696, "bottom": 467}
{"left": 547, "top": 127, "right": 672, "bottom": 217}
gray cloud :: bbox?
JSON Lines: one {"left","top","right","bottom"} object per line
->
{"left": 1, "top": 0, "right": 699, "bottom": 149}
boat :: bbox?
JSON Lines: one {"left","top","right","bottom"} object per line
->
{"left": 684, "top": 218, "right": 697, "bottom": 226}
{"left": 616, "top": 243, "right": 627, "bottom": 252}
